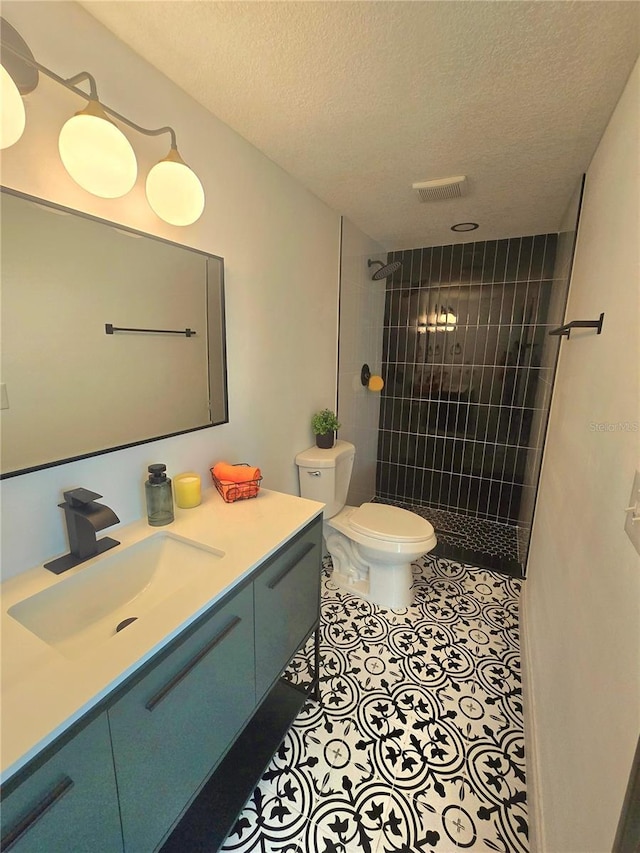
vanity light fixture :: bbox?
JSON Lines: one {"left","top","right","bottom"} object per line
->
{"left": 0, "top": 18, "right": 205, "bottom": 225}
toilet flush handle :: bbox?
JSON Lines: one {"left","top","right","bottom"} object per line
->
{"left": 307, "top": 470, "right": 321, "bottom": 477}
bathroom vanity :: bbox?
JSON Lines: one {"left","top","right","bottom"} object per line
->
{"left": 0, "top": 489, "right": 323, "bottom": 852}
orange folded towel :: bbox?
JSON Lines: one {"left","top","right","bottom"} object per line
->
{"left": 225, "top": 482, "right": 260, "bottom": 501}
{"left": 212, "top": 462, "right": 261, "bottom": 484}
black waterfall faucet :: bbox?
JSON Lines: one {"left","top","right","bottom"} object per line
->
{"left": 44, "top": 488, "right": 120, "bottom": 575}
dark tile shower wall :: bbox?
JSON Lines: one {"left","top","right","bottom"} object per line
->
{"left": 377, "top": 235, "right": 557, "bottom": 528}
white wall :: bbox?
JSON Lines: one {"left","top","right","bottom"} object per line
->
{"left": 0, "top": 2, "right": 340, "bottom": 581}
{"left": 519, "top": 182, "right": 582, "bottom": 550}
{"left": 337, "top": 218, "right": 385, "bottom": 506}
{"left": 523, "top": 58, "right": 640, "bottom": 852}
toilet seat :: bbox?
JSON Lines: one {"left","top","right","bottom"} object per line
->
{"left": 327, "top": 505, "right": 437, "bottom": 557}
{"left": 350, "top": 503, "right": 435, "bottom": 543}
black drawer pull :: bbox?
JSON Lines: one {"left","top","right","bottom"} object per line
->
{"left": 1, "top": 776, "right": 74, "bottom": 851}
{"left": 145, "top": 616, "right": 242, "bottom": 712}
{"left": 267, "top": 542, "right": 316, "bottom": 590}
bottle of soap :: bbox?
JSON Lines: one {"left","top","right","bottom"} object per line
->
{"left": 145, "top": 464, "right": 174, "bottom": 526}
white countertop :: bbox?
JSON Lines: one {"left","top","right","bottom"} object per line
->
{"left": 0, "top": 487, "right": 323, "bottom": 783}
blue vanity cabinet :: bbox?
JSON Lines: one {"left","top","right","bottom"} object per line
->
{"left": 0, "top": 713, "right": 122, "bottom": 853}
{"left": 107, "top": 583, "right": 255, "bottom": 853}
{"left": 1, "top": 512, "right": 323, "bottom": 853}
{"left": 253, "top": 516, "right": 322, "bottom": 700}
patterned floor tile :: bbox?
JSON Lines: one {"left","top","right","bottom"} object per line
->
{"left": 439, "top": 800, "right": 493, "bottom": 851}
{"left": 451, "top": 617, "right": 517, "bottom": 662}
{"left": 302, "top": 778, "right": 396, "bottom": 852}
{"left": 219, "top": 782, "right": 309, "bottom": 851}
{"left": 293, "top": 705, "right": 398, "bottom": 797}
{"left": 456, "top": 763, "right": 528, "bottom": 853}
{"left": 373, "top": 786, "right": 455, "bottom": 852}
{"left": 448, "top": 679, "right": 520, "bottom": 748}
{"left": 410, "top": 789, "right": 465, "bottom": 852}
{"left": 223, "top": 558, "right": 528, "bottom": 853}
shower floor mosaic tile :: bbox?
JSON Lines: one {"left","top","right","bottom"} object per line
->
{"left": 220, "top": 556, "right": 528, "bottom": 853}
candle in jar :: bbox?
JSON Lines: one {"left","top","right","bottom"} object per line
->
{"left": 174, "top": 473, "right": 201, "bottom": 508}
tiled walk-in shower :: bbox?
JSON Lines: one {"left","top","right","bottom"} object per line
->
{"left": 376, "top": 233, "right": 573, "bottom": 575}
{"left": 221, "top": 555, "right": 527, "bottom": 852}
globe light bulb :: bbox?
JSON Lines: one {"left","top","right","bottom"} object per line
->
{"left": 146, "top": 147, "right": 205, "bottom": 226}
{"left": 58, "top": 99, "right": 137, "bottom": 198}
{"left": 0, "top": 64, "right": 26, "bottom": 149}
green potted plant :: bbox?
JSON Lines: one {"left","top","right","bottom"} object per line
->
{"left": 311, "top": 408, "right": 341, "bottom": 449}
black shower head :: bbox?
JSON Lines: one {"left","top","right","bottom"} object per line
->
{"left": 368, "top": 259, "right": 402, "bottom": 281}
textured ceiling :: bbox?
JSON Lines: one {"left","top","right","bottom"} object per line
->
{"left": 81, "top": 1, "right": 639, "bottom": 249}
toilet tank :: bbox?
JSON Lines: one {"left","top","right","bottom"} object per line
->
{"left": 295, "top": 440, "right": 355, "bottom": 519}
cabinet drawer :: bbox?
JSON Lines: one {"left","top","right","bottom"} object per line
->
{"left": 254, "top": 517, "right": 321, "bottom": 699}
{"left": 108, "top": 583, "right": 254, "bottom": 853}
{"left": 0, "top": 714, "right": 122, "bottom": 853}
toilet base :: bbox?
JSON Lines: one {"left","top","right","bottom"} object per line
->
{"left": 331, "top": 571, "right": 370, "bottom": 602}
{"left": 331, "top": 562, "right": 415, "bottom": 610}
{"left": 324, "top": 524, "right": 417, "bottom": 609}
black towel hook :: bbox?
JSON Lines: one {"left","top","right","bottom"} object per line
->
{"left": 549, "top": 313, "right": 604, "bottom": 340}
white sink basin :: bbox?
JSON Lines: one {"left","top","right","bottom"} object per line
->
{"left": 8, "top": 533, "right": 224, "bottom": 660}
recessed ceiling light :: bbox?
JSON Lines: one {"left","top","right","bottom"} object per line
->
{"left": 451, "top": 222, "right": 479, "bottom": 232}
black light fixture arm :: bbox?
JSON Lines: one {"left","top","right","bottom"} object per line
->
{"left": 1, "top": 33, "right": 178, "bottom": 149}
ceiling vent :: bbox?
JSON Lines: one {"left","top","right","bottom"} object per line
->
{"left": 412, "top": 176, "right": 467, "bottom": 202}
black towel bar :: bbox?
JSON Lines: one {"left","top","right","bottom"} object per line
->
{"left": 549, "top": 312, "right": 604, "bottom": 340}
{"left": 105, "top": 324, "right": 196, "bottom": 337}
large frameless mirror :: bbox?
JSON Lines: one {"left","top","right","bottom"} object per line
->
{"left": 0, "top": 187, "right": 228, "bottom": 478}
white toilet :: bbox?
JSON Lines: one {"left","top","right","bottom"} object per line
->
{"left": 296, "top": 440, "right": 437, "bottom": 609}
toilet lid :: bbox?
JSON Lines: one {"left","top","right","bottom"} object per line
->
{"left": 350, "top": 503, "right": 435, "bottom": 543}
